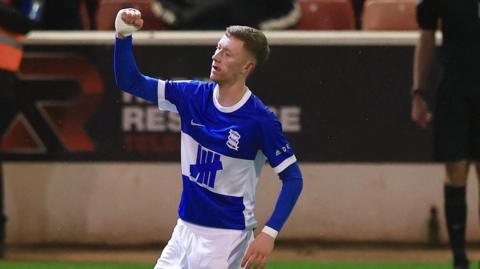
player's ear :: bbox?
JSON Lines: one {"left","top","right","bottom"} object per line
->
{"left": 243, "top": 60, "right": 256, "bottom": 76}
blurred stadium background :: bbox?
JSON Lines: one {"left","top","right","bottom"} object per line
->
{"left": 2, "top": 0, "right": 480, "bottom": 268}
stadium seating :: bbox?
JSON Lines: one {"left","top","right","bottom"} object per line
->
{"left": 96, "top": 0, "right": 167, "bottom": 30}
{"left": 361, "top": 0, "right": 418, "bottom": 30}
{"left": 295, "top": 0, "right": 356, "bottom": 30}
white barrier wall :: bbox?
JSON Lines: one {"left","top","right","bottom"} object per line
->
{"left": 4, "top": 162, "right": 480, "bottom": 245}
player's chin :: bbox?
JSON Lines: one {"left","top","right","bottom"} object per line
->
{"left": 210, "top": 73, "right": 220, "bottom": 83}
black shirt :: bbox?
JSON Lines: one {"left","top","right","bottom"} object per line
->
{"left": 417, "top": 0, "right": 480, "bottom": 71}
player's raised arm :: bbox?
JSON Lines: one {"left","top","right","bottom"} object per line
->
{"left": 114, "top": 8, "right": 159, "bottom": 104}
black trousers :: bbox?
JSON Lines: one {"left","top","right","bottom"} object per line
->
{"left": 0, "top": 69, "right": 18, "bottom": 254}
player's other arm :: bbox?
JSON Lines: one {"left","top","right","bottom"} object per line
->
{"left": 264, "top": 163, "right": 303, "bottom": 234}
{"left": 113, "top": 9, "right": 159, "bottom": 104}
{"left": 242, "top": 163, "right": 303, "bottom": 268}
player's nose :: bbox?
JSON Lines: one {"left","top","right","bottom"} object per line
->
{"left": 212, "top": 51, "right": 221, "bottom": 61}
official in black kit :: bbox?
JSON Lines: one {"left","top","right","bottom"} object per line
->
{"left": 411, "top": 1, "right": 480, "bottom": 268}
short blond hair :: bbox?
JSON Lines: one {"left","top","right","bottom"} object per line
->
{"left": 225, "top": 25, "right": 270, "bottom": 66}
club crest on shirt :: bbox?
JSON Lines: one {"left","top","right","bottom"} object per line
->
{"left": 226, "top": 129, "right": 241, "bottom": 151}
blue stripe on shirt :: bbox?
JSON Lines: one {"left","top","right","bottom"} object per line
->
{"left": 179, "top": 175, "right": 246, "bottom": 230}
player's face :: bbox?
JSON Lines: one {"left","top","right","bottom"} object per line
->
{"left": 210, "top": 35, "right": 255, "bottom": 85}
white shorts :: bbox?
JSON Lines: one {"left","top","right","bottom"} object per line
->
{"left": 154, "top": 219, "right": 254, "bottom": 269}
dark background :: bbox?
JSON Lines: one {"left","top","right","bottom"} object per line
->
{"left": 2, "top": 44, "right": 440, "bottom": 162}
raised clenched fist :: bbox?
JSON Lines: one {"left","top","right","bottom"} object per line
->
{"left": 115, "top": 8, "right": 144, "bottom": 38}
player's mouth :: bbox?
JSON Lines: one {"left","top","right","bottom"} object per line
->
{"left": 212, "top": 64, "right": 221, "bottom": 73}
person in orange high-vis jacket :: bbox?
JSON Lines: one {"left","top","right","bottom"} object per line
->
{"left": 0, "top": 0, "right": 36, "bottom": 258}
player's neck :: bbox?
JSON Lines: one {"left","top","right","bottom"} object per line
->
{"left": 217, "top": 80, "right": 247, "bottom": 107}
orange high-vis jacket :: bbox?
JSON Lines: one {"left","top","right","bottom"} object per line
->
{"left": 0, "top": 0, "right": 25, "bottom": 72}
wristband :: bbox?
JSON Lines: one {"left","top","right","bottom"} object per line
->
{"left": 261, "top": 226, "right": 278, "bottom": 239}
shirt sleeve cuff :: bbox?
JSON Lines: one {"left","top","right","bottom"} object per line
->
{"left": 157, "top": 80, "right": 178, "bottom": 112}
{"left": 262, "top": 226, "right": 279, "bottom": 239}
{"left": 272, "top": 155, "right": 297, "bottom": 174}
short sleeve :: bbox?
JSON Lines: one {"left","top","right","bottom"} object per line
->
{"left": 417, "top": 0, "right": 439, "bottom": 30}
{"left": 259, "top": 113, "right": 297, "bottom": 174}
